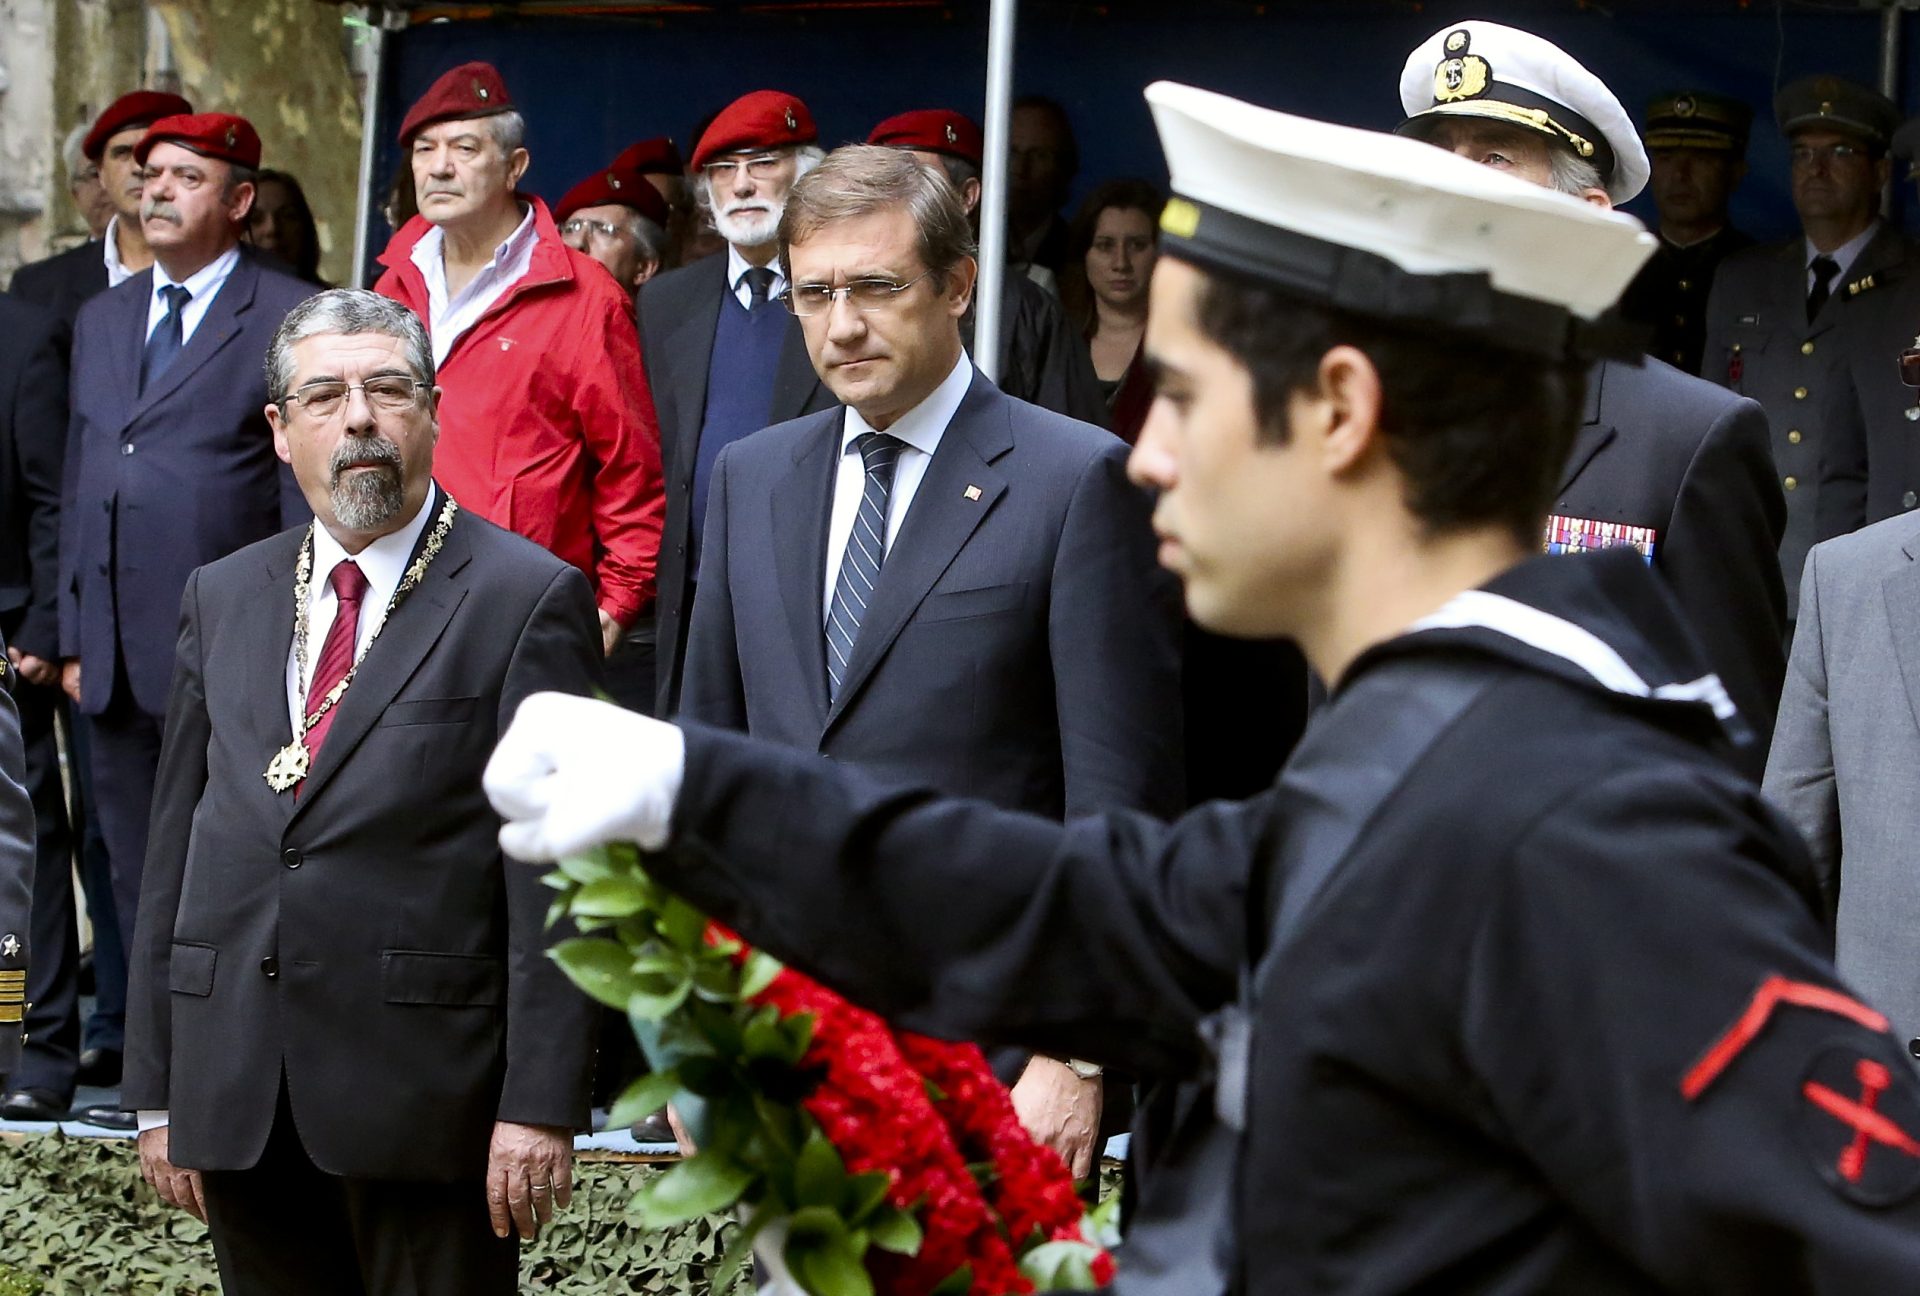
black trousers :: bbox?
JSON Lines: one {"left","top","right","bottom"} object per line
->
{"left": 199, "top": 1087, "right": 518, "bottom": 1296}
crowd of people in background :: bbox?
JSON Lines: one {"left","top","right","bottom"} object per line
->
{"left": 8, "top": 21, "right": 1920, "bottom": 1290}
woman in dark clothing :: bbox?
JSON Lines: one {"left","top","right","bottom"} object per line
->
{"left": 1060, "top": 178, "right": 1161, "bottom": 443}
{"left": 246, "top": 169, "right": 328, "bottom": 285}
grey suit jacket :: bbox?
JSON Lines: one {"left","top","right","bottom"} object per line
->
{"left": 1765, "top": 511, "right": 1920, "bottom": 1043}
{"left": 680, "top": 369, "right": 1185, "bottom": 824}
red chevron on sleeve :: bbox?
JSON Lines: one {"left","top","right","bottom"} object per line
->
{"left": 1681, "top": 974, "right": 1889, "bottom": 1101}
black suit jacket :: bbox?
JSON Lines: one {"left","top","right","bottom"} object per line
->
{"left": 122, "top": 505, "right": 602, "bottom": 1181}
{"left": 637, "top": 253, "right": 836, "bottom": 717}
{"left": 1556, "top": 357, "right": 1786, "bottom": 776}
{"left": 680, "top": 370, "right": 1185, "bottom": 823}
{"left": 9, "top": 239, "right": 109, "bottom": 329}
{"left": 60, "top": 249, "right": 316, "bottom": 716}
{"left": 0, "top": 294, "right": 68, "bottom": 661}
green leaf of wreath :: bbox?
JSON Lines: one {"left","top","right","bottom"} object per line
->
{"left": 633, "top": 1154, "right": 756, "bottom": 1229}
{"left": 550, "top": 937, "right": 641, "bottom": 1011}
{"left": 606, "top": 1069, "right": 686, "bottom": 1129}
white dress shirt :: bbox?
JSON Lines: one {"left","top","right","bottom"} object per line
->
{"left": 1806, "top": 221, "right": 1880, "bottom": 294}
{"left": 101, "top": 215, "right": 137, "bottom": 289}
{"left": 140, "top": 485, "right": 443, "bottom": 1135}
{"left": 821, "top": 352, "right": 973, "bottom": 619}
{"left": 409, "top": 204, "right": 538, "bottom": 367}
{"left": 145, "top": 243, "right": 240, "bottom": 347}
{"left": 727, "top": 241, "right": 788, "bottom": 310}
{"left": 285, "top": 482, "right": 442, "bottom": 729}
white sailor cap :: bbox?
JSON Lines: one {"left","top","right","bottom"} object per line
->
{"left": 1145, "top": 81, "right": 1655, "bottom": 362}
{"left": 1394, "top": 20, "right": 1651, "bottom": 205}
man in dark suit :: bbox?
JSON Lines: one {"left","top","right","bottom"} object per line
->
{"left": 0, "top": 293, "right": 89, "bottom": 1120}
{"left": 59, "top": 113, "right": 316, "bottom": 1131}
{"left": 680, "top": 145, "right": 1183, "bottom": 1176}
{"left": 126, "top": 289, "right": 599, "bottom": 1295}
{"left": 638, "top": 90, "right": 837, "bottom": 718}
{"left": 1701, "top": 76, "right": 1912, "bottom": 614}
{"left": 0, "top": 637, "right": 34, "bottom": 1081}
{"left": 11, "top": 91, "right": 192, "bottom": 327}
{"left": 1396, "top": 20, "right": 1786, "bottom": 776}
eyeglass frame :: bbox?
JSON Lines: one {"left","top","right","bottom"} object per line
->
{"left": 559, "top": 216, "right": 632, "bottom": 243}
{"left": 781, "top": 270, "right": 937, "bottom": 317}
{"left": 1788, "top": 141, "right": 1873, "bottom": 168}
{"left": 702, "top": 151, "right": 794, "bottom": 185}
{"left": 278, "top": 375, "right": 430, "bottom": 419}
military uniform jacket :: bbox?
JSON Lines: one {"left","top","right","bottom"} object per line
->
{"left": 652, "top": 551, "right": 1920, "bottom": 1292}
{"left": 0, "top": 642, "right": 29, "bottom": 1072}
{"left": 1620, "top": 225, "right": 1752, "bottom": 375}
{"left": 1700, "top": 224, "right": 1916, "bottom": 611}
{"left": 1556, "top": 356, "right": 1785, "bottom": 772}
{"left": 1816, "top": 266, "right": 1920, "bottom": 535}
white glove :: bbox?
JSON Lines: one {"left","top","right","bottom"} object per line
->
{"left": 485, "top": 691, "right": 686, "bottom": 861}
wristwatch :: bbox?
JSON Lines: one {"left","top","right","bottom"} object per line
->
{"left": 1066, "top": 1058, "right": 1103, "bottom": 1080}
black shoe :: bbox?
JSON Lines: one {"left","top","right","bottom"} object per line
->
{"left": 1, "top": 1089, "right": 70, "bottom": 1122}
{"left": 75, "top": 1047, "right": 122, "bottom": 1087}
{"left": 629, "top": 1109, "right": 676, "bottom": 1144}
{"left": 75, "top": 1105, "right": 136, "bottom": 1131}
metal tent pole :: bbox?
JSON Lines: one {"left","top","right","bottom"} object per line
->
{"left": 349, "top": 8, "right": 391, "bottom": 289}
{"left": 974, "top": 0, "right": 1018, "bottom": 384}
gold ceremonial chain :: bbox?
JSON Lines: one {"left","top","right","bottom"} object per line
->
{"left": 263, "top": 495, "right": 459, "bottom": 793}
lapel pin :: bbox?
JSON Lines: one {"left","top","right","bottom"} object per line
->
{"left": 964, "top": 484, "right": 982, "bottom": 501}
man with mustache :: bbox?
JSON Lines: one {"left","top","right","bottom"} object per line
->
{"left": 1702, "top": 76, "right": 1914, "bottom": 613}
{"left": 374, "top": 62, "right": 665, "bottom": 688}
{"left": 675, "top": 145, "right": 1183, "bottom": 1177}
{"left": 637, "top": 90, "right": 836, "bottom": 718}
{"left": 12, "top": 90, "right": 192, "bottom": 327}
{"left": 124, "top": 288, "right": 600, "bottom": 1296}
{"left": 58, "top": 111, "right": 316, "bottom": 1130}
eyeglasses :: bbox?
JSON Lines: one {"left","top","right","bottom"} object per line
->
{"left": 783, "top": 271, "right": 934, "bottom": 317}
{"left": 1790, "top": 143, "right": 1868, "bottom": 167}
{"left": 559, "top": 217, "right": 628, "bottom": 242}
{"left": 703, "top": 153, "right": 789, "bottom": 184}
{"left": 281, "top": 376, "right": 426, "bottom": 420}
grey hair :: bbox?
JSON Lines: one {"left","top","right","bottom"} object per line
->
{"left": 62, "top": 124, "right": 89, "bottom": 179}
{"left": 935, "top": 154, "right": 981, "bottom": 194}
{"left": 266, "top": 289, "right": 435, "bottom": 403}
{"left": 487, "top": 110, "right": 527, "bottom": 155}
{"left": 1545, "top": 143, "right": 1605, "bottom": 199}
{"left": 626, "top": 211, "right": 668, "bottom": 266}
{"left": 694, "top": 143, "right": 827, "bottom": 214}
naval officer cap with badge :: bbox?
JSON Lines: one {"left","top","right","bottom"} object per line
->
{"left": 1393, "top": 18, "right": 1790, "bottom": 779}
{"left": 487, "top": 82, "right": 1920, "bottom": 1291}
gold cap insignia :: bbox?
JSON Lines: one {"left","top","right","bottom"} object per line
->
{"left": 225, "top": 125, "right": 238, "bottom": 149}
{"left": 945, "top": 123, "right": 958, "bottom": 144}
{"left": 1820, "top": 100, "right": 1834, "bottom": 115}
{"left": 1160, "top": 196, "right": 1200, "bottom": 239}
{"left": 1435, "top": 54, "right": 1492, "bottom": 103}
{"left": 1674, "top": 95, "right": 1696, "bottom": 118}
{"left": 609, "top": 173, "right": 622, "bottom": 189}
{"left": 1445, "top": 29, "right": 1468, "bottom": 53}
{"left": 785, "top": 107, "right": 798, "bottom": 131}
{"left": 475, "top": 80, "right": 491, "bottom": 101}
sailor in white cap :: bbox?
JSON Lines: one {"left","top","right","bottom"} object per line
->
{"left": 1395, "top": 18, "right": 1787, "bottom": 782}
{"left": 484, "top": 83, "right": 1920, "bottom": 1292}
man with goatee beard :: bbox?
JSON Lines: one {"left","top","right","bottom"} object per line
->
{"left": 58, "top": 113, "right": 315, "bottom": 1133}
{"left": 124, "top": 289, "right": 600, "bottom": 1296}
{"left": 638, "top": 89, "right": 838, "bottom": 717}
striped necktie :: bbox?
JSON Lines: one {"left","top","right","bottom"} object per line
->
{"left": 825, "top": 432, "right": 903, "bottom": 702}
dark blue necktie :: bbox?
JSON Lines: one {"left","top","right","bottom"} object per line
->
{"left": 742, "top": 266, "right": 776, "bottom": 311}
{"left": 141, "top": 284, "right": 192, "bottom": 393}
{"left": 825, "top": 432, "right": 903, "bottom": 702}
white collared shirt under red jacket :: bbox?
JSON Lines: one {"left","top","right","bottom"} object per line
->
{"left": 375, "top": 195, "right": 664, "bottom": 627}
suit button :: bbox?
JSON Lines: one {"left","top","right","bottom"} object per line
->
{"left": 1793, "top": 386, "right": 1809, "bottom": 400}
{"left": 96, "top": 563, "right": 108, "bottom": 575}
{"left": 1801, "top": 341, "right": 1816, "bottom": 356}
{"left": 121, "top": 443, "right": 134, "bottom": 455}
{"left": 101, "top": 500, "right": 110, "bottom": 513}
{"left": 1910, "top": 1038, "right": 1920, "bottom": 1060}
{"left": 1904, "top": 491, "right": 1918, "bottom": 511}
{"left": 1908, "top": 407, "right": 1920, "bottom": 422}
{"left": 1678, "top": 278, "right": 1692, "bottom": 291}
{"left": 1784, "top": 476, "right": 1799, "bottom": 492}
{"left": 1788, "top": 430, "right": 1802, "bottom": 445}
{"left": 281, "top": 848, "right": 302, "bottom": 869}
{"left": 261, "top": 957, "right": 279, "bottom": 979}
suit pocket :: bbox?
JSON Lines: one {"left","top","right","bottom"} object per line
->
{"left": 918, "top": 582, "right": 1028, "bottom": 624}
{"left": 169, "top": 943, "right": 217, "bottom": 997}
{"left": 381, "top": 950, "right": 505, "bottom": 1006}
{"left": 378, "top": 696, "right": 480, "bottom": 728}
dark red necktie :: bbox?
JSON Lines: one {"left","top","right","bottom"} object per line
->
{"left": 300, "top": 561, "right": 370, "bottom": 783}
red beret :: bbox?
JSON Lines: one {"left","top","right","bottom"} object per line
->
{"left": 555, "top": 160, "right": 672, "bottom": 228}
{"left": 690, "top": 91, "right": 816, "bottom": 171}
{"left": 611, "top": 136, "right": 685, "bottom": 177}
{"left": 134, "top": 113, "right": 262, "bottom": 170}
{"left": 868, "top": 109, "right": 983, "bottom": 169}
{"left": 83, "top": 91, "right": 193, "bottom": 162}
{"left": 398, "top": 62, "right": 513, "bottom": 146}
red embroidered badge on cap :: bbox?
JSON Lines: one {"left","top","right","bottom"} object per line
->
{"left": 1798, "top": 1047, "right": 1920, "bottom": 1205}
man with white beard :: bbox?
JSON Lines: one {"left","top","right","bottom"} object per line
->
{"left": 637, "top": 91, "right": 837, "bottom": 717}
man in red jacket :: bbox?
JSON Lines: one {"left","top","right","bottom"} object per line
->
{"left": 375, "top": 62, "right": 664, "bottom": 661}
